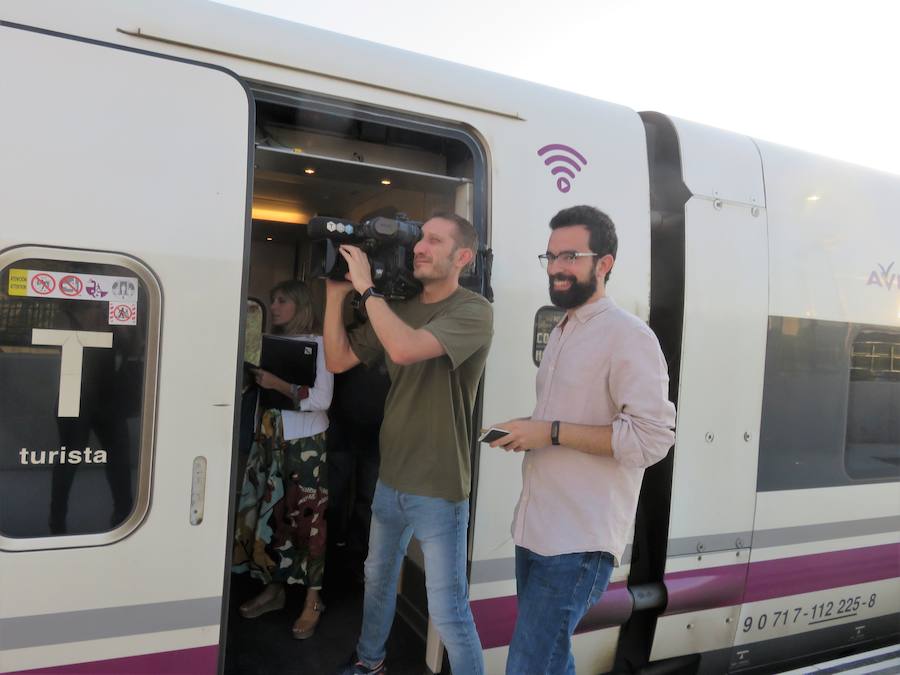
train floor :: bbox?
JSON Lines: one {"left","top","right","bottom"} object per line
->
{"left": 224, "top": 551, "right": 427, "bottom": 675}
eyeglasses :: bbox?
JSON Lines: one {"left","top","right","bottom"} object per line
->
{"left": 537, "top": 251, "right": 599, "bottom": 269}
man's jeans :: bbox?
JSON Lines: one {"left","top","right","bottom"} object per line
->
{"left": 506, "top": 546, "right": 614, "bottom": 675}
{"left": 356, "top": 480, "right": 484, "bottom": 674}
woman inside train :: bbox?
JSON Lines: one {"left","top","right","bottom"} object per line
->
{"left": 232, "top": 279, "right": 334, "bottom": 639}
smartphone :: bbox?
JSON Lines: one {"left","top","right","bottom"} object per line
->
{"left": 479, "top": 427, "right": 511, "bottom": 444}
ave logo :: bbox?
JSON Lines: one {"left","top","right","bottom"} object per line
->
{"left": 867, "top": 262, "right": 898, "bottom": 291}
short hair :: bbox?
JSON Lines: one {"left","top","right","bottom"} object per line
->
{"left": 270, "top": 279, "right": 315, "bottom": 335}
{"left": 549, "top": 205, "right": 618, "bottom": 282}
{"left": 430, "top": 211, "right": 478, "bottom": 253}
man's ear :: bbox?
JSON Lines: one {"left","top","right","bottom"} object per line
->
{"left": 456, "top": 247, "right": 475, "bottom": 270}
{"left": 596, "top": 254, "right": 614, "bottom": 281}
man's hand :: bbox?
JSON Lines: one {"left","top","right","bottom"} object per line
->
{"left": 338, "top": 245, "right": 375, "bottom": 294}
{"left": 488, "top": 418, "right": 552, "bottom": 452}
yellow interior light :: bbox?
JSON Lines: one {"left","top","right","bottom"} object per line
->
{"left": 252, "top": 206, "right": 304, "bottom": 224}
{"left": 266, "top": 236, "right": 273, "bottom": 241}
{"left": 304, "top": 168, "right": 316, "bottom": 175}
{"left": 381, "top": 179, "right": 392, "bottom": 186}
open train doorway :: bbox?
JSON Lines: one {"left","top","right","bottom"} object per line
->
{"left": 223, "top": 86, "right": 488, "bottom": 675}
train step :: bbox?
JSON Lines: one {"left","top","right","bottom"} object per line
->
{"left": 780, "top": 643, "right": 900, "bottom": 674}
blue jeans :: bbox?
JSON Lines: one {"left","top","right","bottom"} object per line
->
{"left": 506, "top": 546, "right": 614, "bottom": 675}
{"left": 356, "top": 480, "right": 484, "bottom": 675}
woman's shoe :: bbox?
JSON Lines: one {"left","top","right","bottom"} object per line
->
{"left": 291, "top": 599, "right": 325, "bottom": 639}
{"left": 239, "top": 584, "right": 285, "bottom": 619}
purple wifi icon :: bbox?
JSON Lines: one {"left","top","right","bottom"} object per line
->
{"left": 537, "top": 143, "right": 588, "bottom": 193}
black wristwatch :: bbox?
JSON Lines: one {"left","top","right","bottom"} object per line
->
{"left": 360, "top": 286, "right": 384, "bottom": 308}
{"left": 550, "top": 420, "right": 561, "bottom": 446}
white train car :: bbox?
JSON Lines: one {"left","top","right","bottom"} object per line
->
{"left": 0, "top": 2, "right": 897, "bottom": 674}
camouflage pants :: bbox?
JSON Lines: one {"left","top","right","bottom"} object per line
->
{"left": 232, "top": 409, "right": 328, "bottom": 588}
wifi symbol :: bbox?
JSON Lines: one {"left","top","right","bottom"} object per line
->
{"left": 537, "top": 144, "right": 588, "bottom": 193}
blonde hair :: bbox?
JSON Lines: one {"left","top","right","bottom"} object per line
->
{"left": 270, "top": 280, "right": 315, "bottom": 335}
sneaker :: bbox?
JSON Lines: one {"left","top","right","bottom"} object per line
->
{"left": 335, "top": 655, "right": 386, "bottom": 675}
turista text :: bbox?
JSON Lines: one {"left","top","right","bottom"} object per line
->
{"left": 19, "top": 447, "right": 108, "bottom": 465}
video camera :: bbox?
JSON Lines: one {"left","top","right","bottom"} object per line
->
{"left": 308, "top": 215, "right": 423, "bottom": 300}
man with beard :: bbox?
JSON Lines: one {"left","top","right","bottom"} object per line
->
{"left": 487, "top": 205, "right": 676, "bottom": 675}
{"left": 325, "top": 213, "right": 492, "bottom": 675}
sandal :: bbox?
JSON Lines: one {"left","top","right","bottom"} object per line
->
{"left": 292, "top": 599, "right": 325, "bottom": 640}
{"left": 239, "top": 584, "right": 285, "bottom": 619}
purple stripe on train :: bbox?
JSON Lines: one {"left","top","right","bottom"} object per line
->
{"left": 667, "top": 542, "right": 899, "bottom": 612}
{"left": 471, "top": 543, "right": 899, "bottom": 649}
{"left": 471, "top": 582, "right": 631, "bottom": 649}
{"left": 740, "top": 542, "right": 899, "bottom": 604}
{"left": 12, "top": 645, "right": 218, "bottom": 674}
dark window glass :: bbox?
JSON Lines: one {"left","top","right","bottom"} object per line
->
{"left": 532, "top": 306, "right": 565, "bottom": 366}
{"left": 846, "top": 332, "right": 900, "bottom": 479}
{"left": 758, "top": 317, "right": 899, "bottom": 491}
{"left": 0, "top": 258, "right": 150, "bottom": 539}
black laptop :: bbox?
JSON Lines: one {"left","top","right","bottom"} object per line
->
{"left": 253, "top": 335, "right": 317, "bottom": 410}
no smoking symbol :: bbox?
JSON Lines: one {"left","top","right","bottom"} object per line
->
{"left": 31, "top": 273, "right": 56, "bottom": 295}
{"left": 60, "top": 275, "right": 83, "bottom": 296}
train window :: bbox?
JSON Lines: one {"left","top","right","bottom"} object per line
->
{"left": 758, "top": 317, "right": 900, "bottom": 491}
{"left": 0, "top": 248, "right": 160, "bottom": 551}
{"left": 845, "top": 331, "right": 900, "bottom": 479}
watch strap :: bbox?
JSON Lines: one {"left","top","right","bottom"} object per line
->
{"left": 360, "top": 286, "right": 384, "bottom": 307}
{"left": 551, "top": 420, "right": 561, "bottom": 446}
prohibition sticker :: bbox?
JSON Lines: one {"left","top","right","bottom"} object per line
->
{"left": 109, "top": 302, "right": 137, "bottom": 326}
{"left": 31, "top": 273, "right": 56, "bottom": 295}
{"left": 59, "top": 275, "right": 83, "bottom": 296}
{"left": 10, "top": 269, "right": 139, "bottom": 306}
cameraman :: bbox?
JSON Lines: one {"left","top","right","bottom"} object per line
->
{"left": 325, "top": 213, "right": 492, "bottom": 675}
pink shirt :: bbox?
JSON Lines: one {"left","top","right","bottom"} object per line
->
{"left": 511, "top": 296, "right": 676, "bottom": 563}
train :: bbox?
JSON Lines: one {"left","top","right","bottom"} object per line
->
{"left": 0, "top": 1, "right": 897, "bottom": 673}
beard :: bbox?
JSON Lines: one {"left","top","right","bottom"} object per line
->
{"left": 413, "top": 253, "right": 453, "bottom": 281}
{"left": 548, "top": 272, "right": 597, "bottom": 309}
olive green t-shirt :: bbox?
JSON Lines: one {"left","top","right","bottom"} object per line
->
{"left": 349, "top": 287, "right": 493, "bottom": 502}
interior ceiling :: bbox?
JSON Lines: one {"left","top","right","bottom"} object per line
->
{"left": 256, "top": 100, "right": 459, "bottom": 158}
{"left": 253, "top": 147, "right": 468, "bottom": 222}
{"left": 254, "top": 168, "right": 383, "bottom": 218}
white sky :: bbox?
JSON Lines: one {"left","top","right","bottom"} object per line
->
{"left": 216, "top": 0, "right": 900, "bottom": 176}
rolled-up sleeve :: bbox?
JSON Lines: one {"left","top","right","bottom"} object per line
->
{"left": 299, "top": 337, "right": 334, "bottom": 413}
{"left": 609, "top": 326, "right": 676, "bottom": 469}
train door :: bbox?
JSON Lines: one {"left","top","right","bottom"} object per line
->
{"left": 0, "top": 23, "right": 251, "bottom": 675}
{"left": 223, "top": 86, "right": 488, "bottom": 674}
{"left": 637, "top": 116, "right": 769, "bottom": 672}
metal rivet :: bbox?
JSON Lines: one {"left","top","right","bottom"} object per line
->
{"left": 744, "top": 432, "right": 752, "bottom": 442}
{"left": 736, "top": 538, "right": 744, "bottom": 548}
{"left": 687, "top": 623, "right": 693, "bottom": 630}
{"left": 705, "top": 432, "right": 715, "bottom": 443}
{"left": 696, "top": 542, "right": 704, "bottom": 552}
{"left": 726, "top": 617, "right": 732, "bottom": 624}
{"left": 751, "top": 206, "right": 760, "bottom": 217}
{"left": 713, "top": 199, "right": 723, "bottom": 210}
